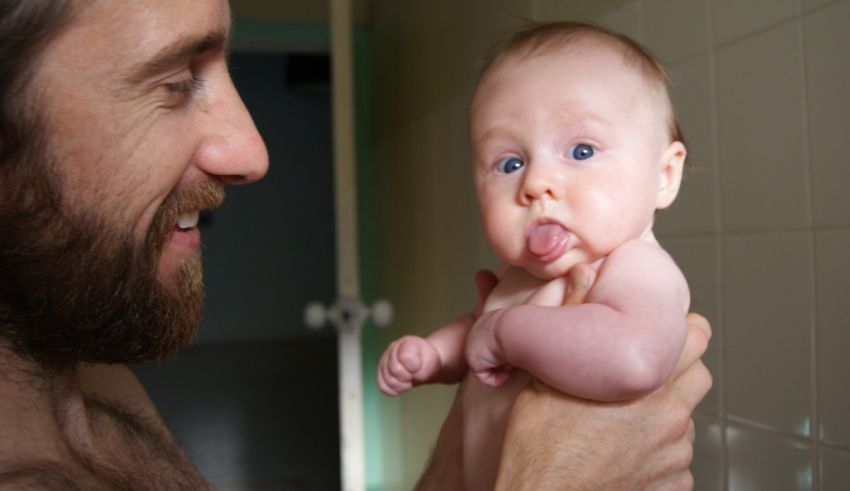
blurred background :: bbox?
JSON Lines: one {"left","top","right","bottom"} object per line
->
{"left": 134, "top": 0, "right": 850, "bottom": 489}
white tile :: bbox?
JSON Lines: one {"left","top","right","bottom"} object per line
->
{"left": 821, "top": 448, "right": 850, "bottom": 491}
{"left": 815, "top": 229, "right": 850, "bottom": 447}
{"left": 727, "top": 425, "right": 815, "bottom": 491}
{"left": 643, "top": 0, "right": 710, "bottom": 64}
{"left": 724, "top": 233, "right": 813, "bottom": 435}
{"left": 712, "top": 0, "right": 801, "bottom": 45}
{"left": 656, "top": 55, "right": 718, "bottom": 236}
{"left": 805, "top": 2, "right": 850, "bottom": 227}
{"left": 693, "top": 414, "right": 723, "bottom": 491}
{"left": 662, "top": 237, "right": 721, "bottom": 414}
{"left": 715, "top": 22, "right": 810, "bottom": 232}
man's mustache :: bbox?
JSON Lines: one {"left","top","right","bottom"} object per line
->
{"left": 147, "top": 179, "right": 225, "bottom": 250}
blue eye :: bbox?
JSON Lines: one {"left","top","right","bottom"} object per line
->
{"left": 497, "top": 157, "right": 524, "bottom": 174}
{"left": 570, "top": 144, "right": 595, "bottom": 160}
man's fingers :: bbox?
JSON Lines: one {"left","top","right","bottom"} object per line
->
{"left": 564, "top": 263, "right": 596, "bottom": 306}
{"left": 686, "top": 419, "right": 696, "bottom": 443}
{"left": 670, "top": 358, "right": 712, "bottom": 410}
{"left": 473, "top": 269, "right": 498, "bottom": 318}
{"left": 686, "top": 312, "right": 712, "bottom": 342}
{"left": 670, "top": 313, "right": 711, "bottom": 379}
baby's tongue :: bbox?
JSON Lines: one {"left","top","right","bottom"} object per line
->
{"left": 527, "top": 223, "right": 568, "bottom": 258}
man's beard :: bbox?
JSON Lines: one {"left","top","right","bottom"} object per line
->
{"left": 0, "top": 146, "right": 224, "bottom": 371}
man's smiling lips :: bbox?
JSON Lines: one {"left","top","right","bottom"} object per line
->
{"left": 169, "top": 210, "right": 201, "bottom": 249}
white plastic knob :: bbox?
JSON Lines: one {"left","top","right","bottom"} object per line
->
{"left": 304, "top": 302, "right": 328, "bottom": 329}
{"left": 371, "top": 299, "right": 393, "bottom": 326}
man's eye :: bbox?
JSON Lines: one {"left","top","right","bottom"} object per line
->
{"left": 497, "top": 157, "right": 524, "bottom": 174}
{"left": 165, "top": 76, "right": 206, "bottom": 96}
{"left": 569, "top": 143, "right": 595, "bottom": 160}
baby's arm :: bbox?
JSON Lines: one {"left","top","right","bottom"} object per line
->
{"left": 466, "top": 240, "right": 690, "bottom": 401}
{"left": 378, "top": 315, "right": 473, "bottom": 396}
{"left": 378, "top": 271, "right": 499, "bottom": 397}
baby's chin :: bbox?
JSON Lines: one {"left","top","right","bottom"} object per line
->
{"left": 511, "top": 258, "right": 574, "bottom": 281}
{"left": 516, "top": 251, "right": 601, "bottom": 281}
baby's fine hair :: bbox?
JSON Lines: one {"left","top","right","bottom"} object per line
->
{"left": 483, "top": 21, "right": 685, "bottom": 149}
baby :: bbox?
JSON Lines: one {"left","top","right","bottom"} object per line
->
{"left": 378, "top": 21, "right": 690, "bottom": 491}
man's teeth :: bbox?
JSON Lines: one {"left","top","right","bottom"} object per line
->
{"left": 176, "top": 211, "right": 200, "bottom": 230}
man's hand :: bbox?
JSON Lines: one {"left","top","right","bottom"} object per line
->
{"left": 494, "top": 313, "right": 712, "bottom": 490}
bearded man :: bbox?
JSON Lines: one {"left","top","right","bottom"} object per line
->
{"left": 0, "top": 1, "right": 711, "bottom": 489}
{"left": 0, "top": 0, "right": 267, "bottom": 487}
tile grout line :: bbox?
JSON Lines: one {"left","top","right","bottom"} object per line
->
{"left": 797, "top": 3, "right": 822, "bottom": 488}
{"left": 702, "top": 0, "right": 729, "bottom": 488}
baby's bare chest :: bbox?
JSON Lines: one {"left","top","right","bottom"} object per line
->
{"left": 483, "top": 266, "right": 569, "bottom": 312}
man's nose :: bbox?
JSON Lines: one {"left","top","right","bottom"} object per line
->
{"left": 194, "top": 72, "right": 269, "bottom": 185}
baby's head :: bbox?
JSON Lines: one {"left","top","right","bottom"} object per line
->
{"left": 470, "top": 22, "right": 687, "bottom": 279}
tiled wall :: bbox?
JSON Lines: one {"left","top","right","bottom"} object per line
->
{"left": 533, "top": 0, "right": 850, "bottom": 489}
{"left": 369, "top": 0, "right": 850, "bottom": 489}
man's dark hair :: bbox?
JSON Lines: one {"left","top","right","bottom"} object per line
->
{"left": 0, "top": 0, "right": 78, "bottom": 367}
{"left": 0, "top": 0, "right": 75, "bottom": 166}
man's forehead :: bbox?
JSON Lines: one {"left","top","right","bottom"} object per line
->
{"left": 47, "top": 0, "right": 231, "bottom": 78}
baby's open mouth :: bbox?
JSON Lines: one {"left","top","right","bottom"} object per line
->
{"left": 527, "top": 222, "right": 569, "bottom": 262}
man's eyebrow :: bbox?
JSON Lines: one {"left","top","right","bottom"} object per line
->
{"left": 124, "top": 30, "right": 229, "bottom": 84}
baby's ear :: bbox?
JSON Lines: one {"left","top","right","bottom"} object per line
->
{"left": 656, "top": 141, "right": 686, "bottom": 209}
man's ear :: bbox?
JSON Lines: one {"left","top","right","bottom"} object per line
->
{"left": 656, "top": 140, "right": 686, "bottom": 209}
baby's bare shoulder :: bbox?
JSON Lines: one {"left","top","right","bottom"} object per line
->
{"left": 594, "top": 239, "right": 689, "bottom": 308}
{"left": 604, "top": 239, "right": 680, "bottom": 273}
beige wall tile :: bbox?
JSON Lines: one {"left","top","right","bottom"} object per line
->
{"left": 597, "top": 0, "right": 642, "bottom": 40}
{"left": 815, "top": 229, "right": 850, "bottom": 447}
{"left": 693, "top": 413, "right": 723, "bottom": 491}
{"left": 724, "top": 233, "right": 813, "bottom": 435}
{"left": 643, "top": 0, "right": 711, "bottom": 64}
{"left": 656, "top": 55, "right": 719, "bottom": 236}
{"left": 805, "top": 2, "right": 850, "bottom": 227}
{"left": 802, "top": 0, "right": 845, "bottom": 12}
{"left": 533, "top": 0, "right": 634, "bottom": 24}
{"left": 401, "top": 384, "right": 456, "bottom": 485}
{"left": 727, "top": 425, "right": 815, "bottom": 491}
{"left": 715, "top": 21, "right": 810, "bottom": 232}
{"left": 662, "top": 237, "right": 721, "bottom": 414}
{"left": 711, "top": 0, "right": 801, "bottom": 45}
{"left": 821, "top": 447, "right": 850, "bottom": 490}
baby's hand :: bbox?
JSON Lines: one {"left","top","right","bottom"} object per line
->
{"left": 377, "top": 336, "right": 442, "bottom": 396}
{"left": 465, "top": 310, "right": 513, "bottom": 387}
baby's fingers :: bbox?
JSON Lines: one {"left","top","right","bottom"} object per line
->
{"left": 378, "top": 351, "right": 402, "bottom": 396}
{"left": 397, "top": 340, "right": 425, "bottom": 374}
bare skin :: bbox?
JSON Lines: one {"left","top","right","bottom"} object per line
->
{"left": 494, "top": 314, "right": 711, "bottom": 491}
{"left": 380, "top": 37, "right": 694, "bottom": 490}
{"left": 0, "top": 354, "right": 208, "bottom": 489}
{"left": 0, "top": 0, "right": 266, "bottom": 488}
{"left": 414, "top": 270, "right": 712, "bottom": 490}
